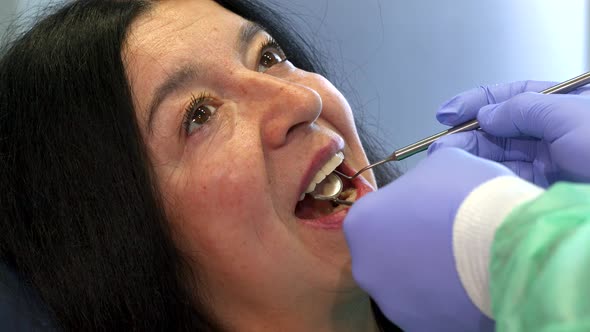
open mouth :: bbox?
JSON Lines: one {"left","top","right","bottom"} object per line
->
{"left": 294, "top": 163, "right": 359, "bottom": 220}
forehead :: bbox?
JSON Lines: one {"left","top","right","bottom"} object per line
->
{"left": 126, "top": 0, "right": 244, "bottom": 60}
{"left": 123, "top": 0, "right": 247, "bottom": 115}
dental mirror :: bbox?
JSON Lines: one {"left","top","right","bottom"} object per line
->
{"left": 310, "top": 173, "right": 353, "bottom": 206}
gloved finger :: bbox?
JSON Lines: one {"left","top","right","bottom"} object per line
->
{"left": 574, "top": 86, "right": 590, "bottom": 96}
{"left": 500, "top": 161, "right": 550, "bottom": 187}
{"left": 427, "top": 132, "right": 480, "bottom": 155}
{"left": 428, "top": 131, "right": 539, "bottom": 162}
{"left": 477, "top": 93, "right": 589, "bottom": 141}
{"left": 436, "top": 81, "right": 555, "bottom": 126}
{"left": 500, "top": 161, "right": 534, "bottom": 182}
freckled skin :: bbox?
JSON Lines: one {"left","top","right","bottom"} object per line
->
{"left": 124, "top": 0, "right": 378, "bottom": 330}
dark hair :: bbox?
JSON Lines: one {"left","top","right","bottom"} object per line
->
{"left": 0, "top": 0, "right": 401, "bottom": 331}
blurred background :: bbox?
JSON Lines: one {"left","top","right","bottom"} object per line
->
{"left": 1, "top": 0, "right": 588, "bottom": 169}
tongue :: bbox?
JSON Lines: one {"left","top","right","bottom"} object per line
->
{"left": 295, "top": 195, "right": 335, "bottom": 219}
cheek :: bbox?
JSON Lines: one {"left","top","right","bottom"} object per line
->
{"left": 284, "top": 69, "right": 357, "bottom": 134}
{"left": 314, "top": 80, "right": 361, "bottom": 146}
{"left": 161, "top": 160, "right": 297, "bottom": 292}
{"left": 160, "top": 152, "right": 274, "bottom": 254}
{"left": 309, "top": 76, "right": 376, "bottom": 186}
{"left": 169, "top": 165, "right": 256, "bottom": 224}
{"left": 324, "top": 91, "right": 356, "bottom": 129}
{"left": 307, "top": 75, "right": 356, "bottom": 126}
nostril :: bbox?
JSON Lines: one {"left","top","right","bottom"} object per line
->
{"left": 286, "top": 121, "right": 309, "bottom": 138}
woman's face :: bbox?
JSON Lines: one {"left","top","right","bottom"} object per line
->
{"left": 125, "top": 0, "right": 376, "bottom": 319}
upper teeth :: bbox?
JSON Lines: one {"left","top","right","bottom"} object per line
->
{"left": 300, "top": 151, "right": 344, "bottom": 200}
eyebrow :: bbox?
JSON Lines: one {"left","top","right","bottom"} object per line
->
{"left": 145, "top": 21, "right": 266, "bottom": 133}
{"left": 238, "top": 21, "right": 264, "bottom": 54}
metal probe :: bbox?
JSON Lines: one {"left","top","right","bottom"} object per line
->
{"left": 336, "top": 71, "right": 590, "bottom": 181}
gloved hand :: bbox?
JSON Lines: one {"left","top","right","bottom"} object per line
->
{"left": 430, "top": 80, "right": 590, "bottom": 187}
{"left": 344, "top": 147, "right": 510, "bottom": 332}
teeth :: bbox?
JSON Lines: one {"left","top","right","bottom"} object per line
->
{"left": 299, "top": 151, "right": 344, "bottom": 200}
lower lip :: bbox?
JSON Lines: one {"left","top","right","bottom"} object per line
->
{"left": 296, "top": 162, "right": 375, "bottom": 229}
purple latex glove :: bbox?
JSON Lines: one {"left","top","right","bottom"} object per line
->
{"left": 344, "top": 147, "right": 511, "bottom": 331}
{"left": 430, "top": 80, "right": 590, "bottom": 187}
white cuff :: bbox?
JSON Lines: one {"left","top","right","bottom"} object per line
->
{"left": 453, "top": 176, "right": 544, "bottom": 318}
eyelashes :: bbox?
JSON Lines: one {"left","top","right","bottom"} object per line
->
{"left": 258, "top": 36, "right": 287, "bottom": 72}
{"left": 182, "top": 93, "right": 217, "bottom": 135}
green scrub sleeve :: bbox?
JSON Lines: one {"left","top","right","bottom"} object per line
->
{"left": 490, "top": 182, "right": 590, "bottom": 331}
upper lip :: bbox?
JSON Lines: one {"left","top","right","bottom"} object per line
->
{"left": 297, "top": 138, "right": 345, "bottom": 199}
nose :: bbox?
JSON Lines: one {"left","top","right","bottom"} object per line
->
{"left": 238, "top": 71, "right": 322, "bottom": 149}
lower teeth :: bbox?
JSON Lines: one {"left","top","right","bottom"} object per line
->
{"left": 331, "top": 188, "right": 357, "bottom": 212}
{"left": 338, "top": 188, "right": 356, "bottom": 201}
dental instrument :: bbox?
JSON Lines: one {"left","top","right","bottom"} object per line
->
{"left": 311, "top": 71, "right": 590, "bottom": 205}
{"left": 310, "top": 173, "right": 353, "bottom": 206}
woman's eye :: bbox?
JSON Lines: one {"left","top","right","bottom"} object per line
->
{"left": 258, "top": 39, "right": 286, "bottom": 73}
{"left": 183, "top": 97, "right": 218, "bottom": 136}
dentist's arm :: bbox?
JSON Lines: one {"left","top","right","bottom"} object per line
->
{"left": 344, "top": 147, "right": 522, "bottom": 331}
{"left": 346, "top": 81, "right": 590, "bottom": 331}
{"left": 345, "top": 148, "right": 590, "bottom": 332}
{"left": 489, "top": 182, "right": 590, "bottom": 332}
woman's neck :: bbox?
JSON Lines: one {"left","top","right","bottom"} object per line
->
{"left": 221, "top": 289, "right": 380, "bottom": 332}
